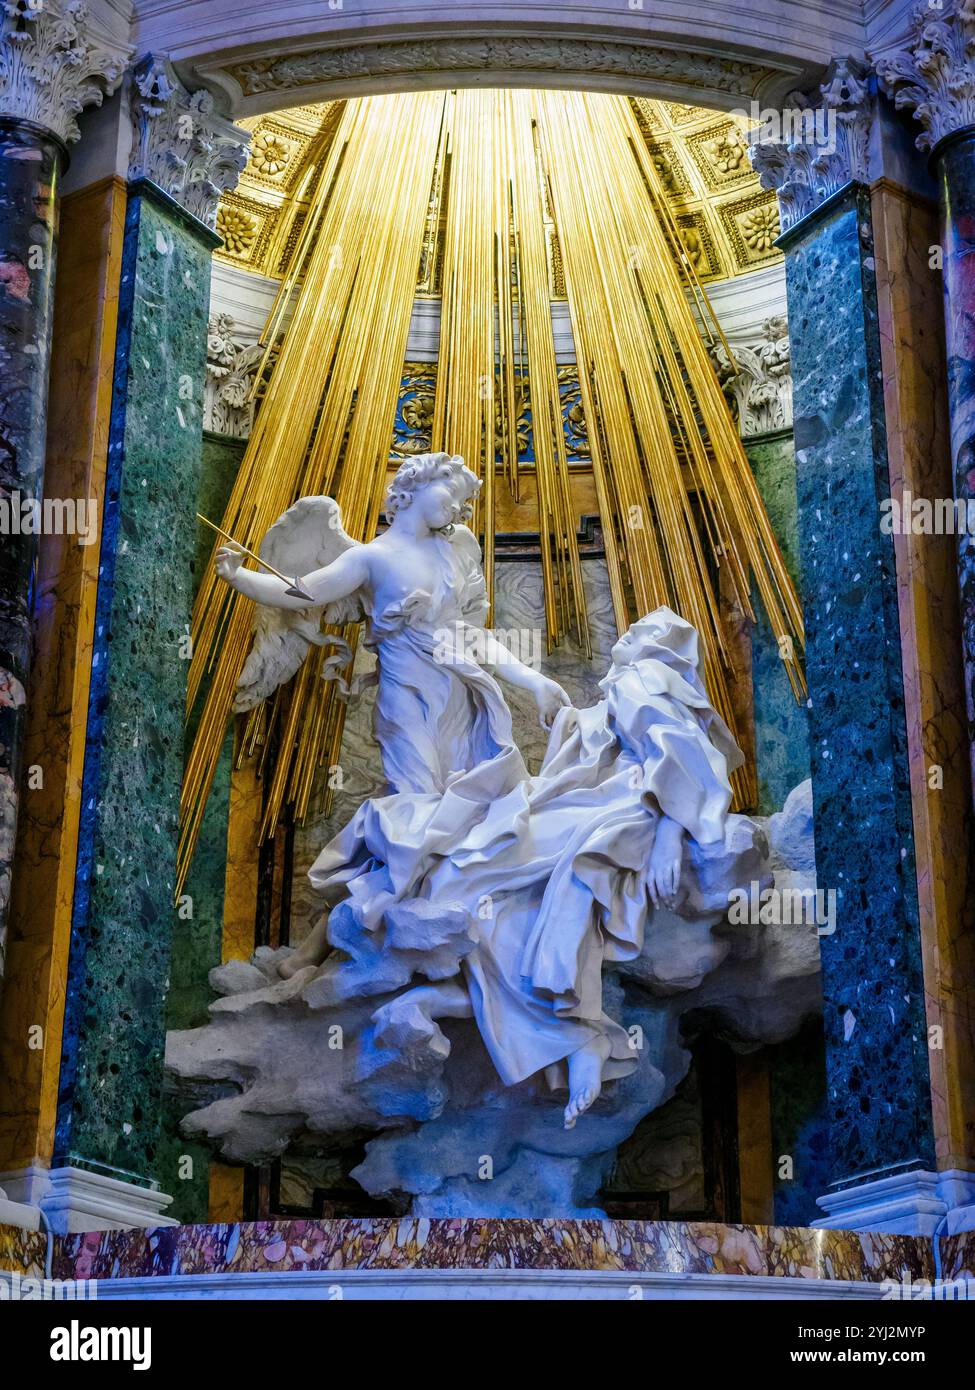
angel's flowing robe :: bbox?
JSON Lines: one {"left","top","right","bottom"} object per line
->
{"left": 310, "top": 609, "right": 743, "bottom": 1090}
{"left": 365, "top": 526, "right": 527, "bottom": 795}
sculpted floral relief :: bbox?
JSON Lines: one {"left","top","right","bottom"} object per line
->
{"left": 205, "top": 316, "right": 265, "bottom": 437}
{"left": 710, "top": 316, "right": 793, "bottom": 438}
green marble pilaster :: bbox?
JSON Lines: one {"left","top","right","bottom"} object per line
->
{"left": 745, "top": 428, "right": 811, "bottom": 813}
{"left": 54, "top": 182, "right": 217, "bottom": 1190}
{"left": 158, "top": 431, "right": 246, "bottom": 1222}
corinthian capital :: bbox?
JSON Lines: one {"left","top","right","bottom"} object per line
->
{"left": 748, "top": 57, "right": 874, "bottom": 234}
{"left": 710, "top": 316, "right": 793, "bottom": 439}
{"left": 0, "top": 0, "right": 127, "bottom": 146}
{"left": 875, "top": 0, "right": 975, "bottom": 153}
{"left": 128, "top": 54, "right": 249, "bottom": 229}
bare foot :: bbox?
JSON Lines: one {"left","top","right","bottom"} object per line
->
{"left": 373, "top": 996, "right": 448, "bottom": 1057}
{"left": 564, "top": 1034, "right": 612, "bottom": 1129}
{"left": 647, "top": 814, "right": 685, "bottom": 906}
{"left": 372, "top": 980, "right": 472, "bottom": 1057}
{"left": 277, "top": 917, "right": 330, "bottom": 979}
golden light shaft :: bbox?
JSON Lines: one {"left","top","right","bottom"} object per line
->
{"left": 178, "top": 90, "right": 804, "bottom": 891}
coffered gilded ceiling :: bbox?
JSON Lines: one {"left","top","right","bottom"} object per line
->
{"left": 630, "top": 98, "right": 782, "bottom": 280}
{"left": 214, "top": 96, "right": 781, "bottom": 285}
{"left": 213, "top": 101, "right": 342, "bottom": 277}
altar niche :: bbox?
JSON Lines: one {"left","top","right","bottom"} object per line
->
{"left": 161, "top": 456, "right": 821, "bottom": 1222}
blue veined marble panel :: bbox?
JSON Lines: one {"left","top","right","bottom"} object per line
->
{"left": 783, "top": 184, "right": 933, "bottom": 1185}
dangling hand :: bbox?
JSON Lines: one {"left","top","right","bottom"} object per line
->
{"left": 648, "top": 814, "right": 685, "bottom": 906}
{"left": 531, "top": 673, "right": 572, "bottom": 730}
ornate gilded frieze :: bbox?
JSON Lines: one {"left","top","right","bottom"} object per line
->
{"left": 558, "top": 367, "right": 591, "bottom": 461}
{"left": 393, "top": 365, "right": 436, "bottom": 457}
{"left": 392, "top": 362, "right": 591, "bottom": 464}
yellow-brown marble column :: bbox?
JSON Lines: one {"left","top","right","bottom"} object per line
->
{"left": 205, "top": 742, "right": 263, "bottom": 1221}
{"left": 871, "top": 177, "right": 975, "bottom": 1179}
{"left": 736, "top": 1053, "right": 774, "bottom": 1225}
{"left": 0, "top": 176, "right": 126, "bottom": 1179}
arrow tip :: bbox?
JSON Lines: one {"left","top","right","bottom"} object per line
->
{"left": 285, "top": 579, "right": 315, "bottom": 604}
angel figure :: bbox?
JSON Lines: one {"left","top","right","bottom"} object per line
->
{"left": 215, "top": 452, "right": 570, "bottom": 975}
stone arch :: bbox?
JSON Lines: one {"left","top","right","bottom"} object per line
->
{"left": 139, "top": 2, "right": 861, "bottom": 117}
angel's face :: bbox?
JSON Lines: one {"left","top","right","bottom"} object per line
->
{"left": 414, "top": 480, "right": 458, "bottom": 531}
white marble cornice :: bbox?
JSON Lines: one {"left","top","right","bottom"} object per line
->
{"left": 130, "top": 0, "right": 865, "bottom": 82}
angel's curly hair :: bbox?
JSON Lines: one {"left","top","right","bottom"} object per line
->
{"left": 384, "top": 452, "right": 481, "bottom": 533}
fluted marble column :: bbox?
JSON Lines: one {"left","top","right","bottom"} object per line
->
{"left": 753, "top": 58, "right": 975, "bottom": 1234}
{"left": 0, "top": 2, "right": 123, "bottom": 977}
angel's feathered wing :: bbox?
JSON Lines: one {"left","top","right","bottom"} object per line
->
{"left": 234, "top": 496, "right": 364, "bottom": 713}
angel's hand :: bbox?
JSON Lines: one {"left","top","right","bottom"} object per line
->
{"left": 215, "top": 545, "right": 246, "bottom": 585}
{"left": 532, "top": 673, "right": 571, "bottom": 730}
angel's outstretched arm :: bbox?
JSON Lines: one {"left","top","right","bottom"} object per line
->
{"left": 217, "top": 545, "right": 369, "bottom": 611}
{"left": 478, "top": 630, "right": 544, "bottom": 690}
{"left": 478, "top": 630, "right": 571, "bottom": 730}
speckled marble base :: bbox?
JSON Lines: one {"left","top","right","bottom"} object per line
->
{"left": 0, "top": 1215, "right": 945, "bottom": 1290}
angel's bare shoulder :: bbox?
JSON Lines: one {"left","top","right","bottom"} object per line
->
{"left": 331, "top": 544, "right": 372, "bottom": 582}
{"left": 357, "top": 530, "right": 393, "bottom": 568}
{"left": 302, "top": 541, "right": 370, "bottom": 602}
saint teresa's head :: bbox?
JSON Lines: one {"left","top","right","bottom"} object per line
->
{"left": 609, "top": 606, "right": 702, "bottom": 679}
